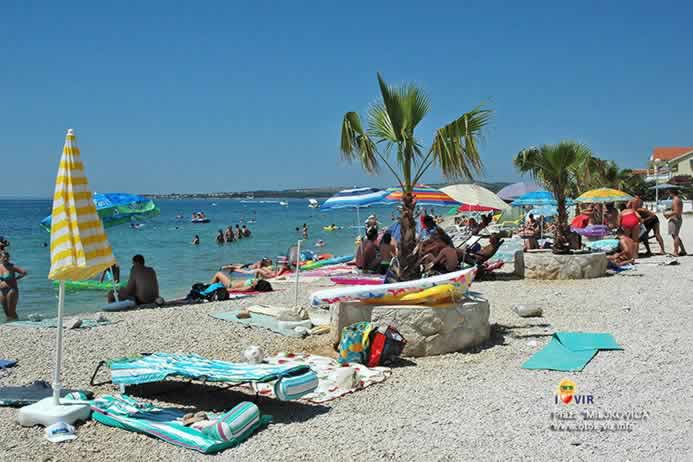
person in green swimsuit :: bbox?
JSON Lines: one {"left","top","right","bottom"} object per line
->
{"left": 0, "top": 251, "right": 27, "bottom": 320}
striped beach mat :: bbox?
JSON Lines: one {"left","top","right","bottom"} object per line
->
{"left": 91, "top": 394, "right": 271, "bottom": 454}
{"left": 107, "top": 353, "right": 318, "bottom": 400}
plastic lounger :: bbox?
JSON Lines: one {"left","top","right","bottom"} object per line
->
{"left": 99, "top": 353, "right": 318, "bottom": 400}
{"left": 0, "top": 381, "right": 93, "bottom": 407}
{"left": 90, "top": 394, "right": 271, "bottom": 454}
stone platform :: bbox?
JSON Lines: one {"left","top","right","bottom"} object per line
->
{"left": 330, "top": 293, "right": 490, "bottom": 357}
{"left": 522, "top": 250, "right": 607, "bottom": 280}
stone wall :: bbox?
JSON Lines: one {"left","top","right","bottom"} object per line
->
{"left": 330, "top": 293, "right": 490, "bottom": 357}
{"left": 523, "top": 251, "right": 607, "bottom": 280}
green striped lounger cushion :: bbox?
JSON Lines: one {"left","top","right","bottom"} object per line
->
{"left": 107, "top": 353, "right": 318, "bottom": 400}
{"left": 90, "top": 394, "right": 271, "bottom": 454}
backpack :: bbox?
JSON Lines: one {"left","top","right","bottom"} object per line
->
{"left": 367, "top": 325, "right": 406, "bottom": 367}
{"left": 337, "top": 321, "right": 374, "bottom": 364}
{"left": 187, "top": 282, "right": 229, "bottom": 302}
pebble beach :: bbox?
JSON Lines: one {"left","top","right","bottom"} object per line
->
{"left": 0, "top": 216, "right": 692, "bottom": 462}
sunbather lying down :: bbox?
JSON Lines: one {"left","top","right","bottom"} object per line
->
{"left": 209, "top": 272, "right": 273, "bottom": 292}
{"left": 220, "top": 258, "right": 291, "bottom": 279}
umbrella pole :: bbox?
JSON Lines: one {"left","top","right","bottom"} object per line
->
{"left": 356, "top": 207, "right": 361, "bottom": 237}
{"left": 295, "top": 239, "right": 301, "bottom": 306}
{"left": 52, "top": 281, "right": 65, "bottom": 405}
{"left": 109, "top": 268, "right": 119, "bottom": 302}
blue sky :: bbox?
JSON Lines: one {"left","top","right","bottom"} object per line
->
{"left": 1, "top": 1, "right": 691, "bottom": 196}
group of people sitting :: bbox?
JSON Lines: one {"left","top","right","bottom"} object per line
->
{"left": 355, "top": 214, "right": 503, "bottom": 278}
{"left": 355, "top": 227, "right": 397, "bottom": 274}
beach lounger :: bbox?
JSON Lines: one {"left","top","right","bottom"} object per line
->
{"left": 94, "top": 353, "right": 318, "bottom": 401}
{"left": 90, "top": 394, "right": 270, "bottom": 454}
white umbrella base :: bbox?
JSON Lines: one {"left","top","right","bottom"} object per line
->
{"left": 17, "top": 397, "right": 91, "bottom": 427}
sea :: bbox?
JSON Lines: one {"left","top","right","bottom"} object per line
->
{"left": 0, "top": 198, "right": 399, "bottom": 322}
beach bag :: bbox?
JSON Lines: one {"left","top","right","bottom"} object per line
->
{"left": 367, "top": 325, "right": 406, "bottom": 367}
{"left": 338, "top": 321, "right": 374, "bottom": 364}
{"left": 187, "top": 283, "right": 229, "bottom": 302}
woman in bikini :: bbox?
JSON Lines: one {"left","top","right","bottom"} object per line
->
{"left": 618, "top": 203, "right": 641, "bottom": 244}
{"left": 0, "top": 251, "right": 27, "bottom": 320}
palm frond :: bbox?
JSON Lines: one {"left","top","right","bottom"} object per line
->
{"left": 340, "top": 111, "right": 378, "bottom": 174}
{"left": 429, "top": 106, "right": 491, "bottom": 179}
{"left": 367, "top": 103, "right": 397, "bottom": 143}
{"left": 376, "top": 73, "right": 405, "bottom": 141}
{"left": 398, "top": 84, "right": 430, "bottom": 134}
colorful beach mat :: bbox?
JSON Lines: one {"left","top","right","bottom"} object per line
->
{"left": 253, "top": 353, "right": 391, "bottom": 403}
{"left": 91, "top": 394, "right": 270, "bottom": 454}
{"left": 522, "top": 332, "right": 622, "bottom": 371}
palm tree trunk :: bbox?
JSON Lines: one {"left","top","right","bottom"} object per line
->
{"left": 553, "top": 195, "right": 570, "bottom": 254}
{"left": 398, "top": 191, "right": 419, "bottom": 280}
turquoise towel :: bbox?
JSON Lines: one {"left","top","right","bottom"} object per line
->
{"left": 522, "top": 332, "right": 622, "bottom": 372}
{"left": 209, "top": 309, "right": 312, "bottom": 337}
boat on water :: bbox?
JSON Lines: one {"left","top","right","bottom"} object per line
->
{"left": 308, "top": 198, "right": 319, "bottom": 208}
{"left": 279, "top": 201, "right": 288, "bottom": 206}
{"left": 245, "top": 194, "right": 255, "bottom": 200}
{"left": 191, "top": 211, "right": 209, "bottom": 223}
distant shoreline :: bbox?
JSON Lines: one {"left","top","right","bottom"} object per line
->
{"left": 0, "top": 181, "right": 512, "bottom": 201}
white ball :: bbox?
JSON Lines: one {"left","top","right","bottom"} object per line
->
{"left": 242, "top": 345, "right": 264, "bottom": 364}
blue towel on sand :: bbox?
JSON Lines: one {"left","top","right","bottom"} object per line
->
{"left": 0, "top": 360, "right": 17, "bottom": 369}
{"left": 522, "top": 332, "right": 622, "bottom": 372}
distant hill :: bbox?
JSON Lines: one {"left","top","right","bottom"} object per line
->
{"left": 143, "top": 181, "right": 512, "bottom": 200}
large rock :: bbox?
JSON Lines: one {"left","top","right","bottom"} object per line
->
{"left": 330, "top": 293, "right": 490, "bottom": 357}
{"left": 523, "top": 250, "right": 607, "bottom": 280}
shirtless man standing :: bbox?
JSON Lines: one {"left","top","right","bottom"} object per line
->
{"left": 664, "top": 189, "right": 687, "bottom": 256}
{"left": 107, "top": 254, "right": 161, "bottom": 305}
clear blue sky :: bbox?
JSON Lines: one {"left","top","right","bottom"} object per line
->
{"left": 2, "top": 1, "right": 691, "bottom": 196}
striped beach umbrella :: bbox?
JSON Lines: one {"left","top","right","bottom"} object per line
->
{"left": 575, "top": 188, "right": 633, "bottom": 203}
{"left": 382, "top": 185, "right": 460, "bottom": 207}
{"left": 48, "top": 128, "right": 116, "bottom": 403}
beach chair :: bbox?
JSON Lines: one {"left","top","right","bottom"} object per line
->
{"left": 90, "top": 394, "right": 271, "bottom": 454}
{"left": 91, "top": 353, "right": 318, "bottom": 401}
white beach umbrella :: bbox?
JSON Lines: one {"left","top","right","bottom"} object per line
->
{"left": 440, "top": 184, "right": 508, "bottom": 211}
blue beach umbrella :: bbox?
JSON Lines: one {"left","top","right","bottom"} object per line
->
{"left": 319, "top": 187, "right": 388, "bottom": 210}
{"left": 40, "top": 192, "right": 159, "bottom": 231}
{"left": 320, "top": 187, "right": 388, "bottom": 236}
{"left": 511, "top": 190, "right": 574, "bottom": 207}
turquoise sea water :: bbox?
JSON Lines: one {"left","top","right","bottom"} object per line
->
{"left": 0, "top": 198, "right": 398, "bottom": 321}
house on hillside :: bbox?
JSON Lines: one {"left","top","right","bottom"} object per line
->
{"left": 647, "top": 147, "right": 693, "bottom": 181}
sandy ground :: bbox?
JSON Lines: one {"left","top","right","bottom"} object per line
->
{"left": 0, "top": 216, "right": 691, "bottom": 462}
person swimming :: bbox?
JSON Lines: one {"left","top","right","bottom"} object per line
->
{"left": 192, "top": 234, "right": 200, "bottom": 245}
{"left": 216, "top": 230, "right": 225, "bottom": 245}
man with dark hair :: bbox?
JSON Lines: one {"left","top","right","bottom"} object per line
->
{"left": 664, "top": 189, "right": 687, "bottom": 256}
{"left": 107, "top": 254, "right": 161, "bottom": 305}
{"left": 355, "top": 227, "right": 382, "bottom": 271}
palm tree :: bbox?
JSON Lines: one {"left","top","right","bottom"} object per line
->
{"left": 340, "top": 73, "right": 490, "bottom": 280}
{"left": 514, "top": 141, "right": 583, "bottom": 254}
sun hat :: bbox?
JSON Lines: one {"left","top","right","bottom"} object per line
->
{"left": 45, "top": 422, "right": 76, "bottom": 443}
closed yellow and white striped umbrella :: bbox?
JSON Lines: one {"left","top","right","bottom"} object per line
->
{"left": 49, "top": 128, "right": 115, "bottom": 281}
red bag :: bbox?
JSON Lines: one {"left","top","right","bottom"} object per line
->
{"left": 367, "top": 325, "right": 406, "bottom": 367}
